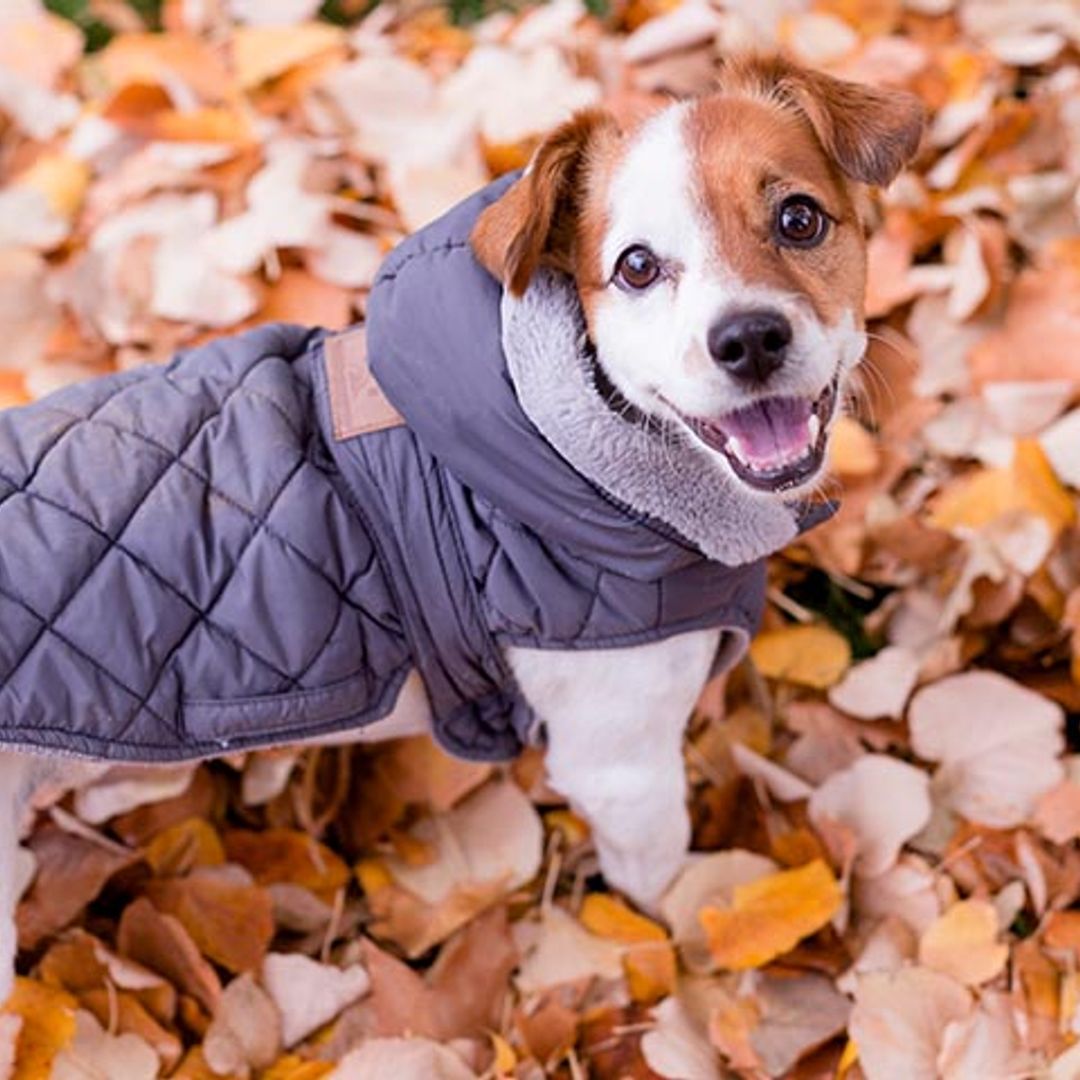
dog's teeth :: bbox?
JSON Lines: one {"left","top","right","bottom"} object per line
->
{"left": 726, "top": 435, "right": 752, "bottom": 465}
{"left": 808, "top": 414, "right": 821, "bottom": 444}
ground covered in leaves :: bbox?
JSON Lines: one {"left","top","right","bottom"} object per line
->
{"left": 3, "top": 0, "right": 1080, "bottom": 1076}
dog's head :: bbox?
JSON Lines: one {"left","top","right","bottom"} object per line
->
{"left": 471, "top": 54, "right": 924, "bottom": 497}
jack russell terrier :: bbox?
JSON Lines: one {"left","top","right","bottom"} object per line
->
{"left": 0, "top": 53, "right": 924, "bottom": 1001}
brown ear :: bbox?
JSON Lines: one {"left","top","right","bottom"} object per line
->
{"left": 723, "top": 54, "right": 926, "bottom": 187}
{"left": 471, "top": 108, "right": 619, "bottom": 296}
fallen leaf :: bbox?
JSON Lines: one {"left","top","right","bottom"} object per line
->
{"left": 117, "top": 898, "right": 222, "bottom": 1013}
{"left": 261, "top": 953, "right": 370, "bottom": 1047}
{"left": 699, "top": 859, "right": 843, "bottom": 970}
{"left": 1033, "top": 782, "right": 1080, "bottom": 844}
{"left": 660, "top": 851, "right": 778, "bottom": 973}
{"left": 143, "top": 817, "right": 225, "bottom": 877}
{"left": 809, "top": 755, "right": 932, "bottom": 877}
{"left": 51, "top": 1010, "right": 158, "bottom": 1080}
{"left": 909, "top": 670, "right": 1065, "bottom": 827}
{"left": 937, "top": 991, "right": 1032, "bottom": 1079}
{"left": 750, "top": 624, "right": 852, "bottom": 689}
{"left": 828, "top": 645, "right": 921, "bottom": 720}
{"left": 203, "top": 973, "right": 281, "bottom": 1076}
{"left": 750, "top": 972, "right": 852, "bottom": 1077}
{"left": 850, "top": 967, "right": 972, "bottom": 1080}
{"left": 641, "top": 996, "right": 722, "bottom": 1080}
{"left": 364, "top": 779, "right": 542, "bottom": 956}
{"left": 0, "top": 978, "right": 78, "bottom": 1079}
{"left": 16, "top": 823, "right": 137, "bottom": 951}
{"left": 918, "top": 899, "right": 1008, "bottom": 986}
{"left": 223, "top": 828, "right": 349, "bottom": 897}
{"left": 234, "top": 24, "right": 346, "bottom": 89}
{"left": 327, "top": 1037, "right": 477, "bottom": 1079}
{"left": 74, "top": 764, "right": 197, "bottom": 825}
{"left": 515, "top": 907, "right": 623, "bottom": 993}
{"left": 144, "top": 867, "right": 275, "bottom": 974}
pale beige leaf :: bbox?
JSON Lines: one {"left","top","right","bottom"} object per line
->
{"left": 937, "top": 992, "right": 1032, "bottom": 1080}
{"left": 514, "top": 907, "right": 623, "bottom": 994}
{"left": 51, "top": 1010, "right": 158, "bottom": 1080}
{"left": 809, "top": 755, "right": 931, "bottom": 877}
{"left": 828, "top": 646, "right": 920, "bottom": 721}
{"left": 751, "top": 973, "right": 851, "bottom": 1077}
{"left": 850, "top": 967, "right": 972, "bottom": 1080}
{"left": 854, "top": 855, "right": 944, "bottom": 935}
{"left": 203, "top": 973, "right": 281, "bottom": 1076}
{"left": 910, "top": 671, "right": 1065, "bottom": 827}
{"left": 384, "top": 779, "right": 542, "bottom": 906}
{"left": 262, "top": 953, "right": 370, "bottom": 1048}
{"left": 328, "top": 1037, "right": 477, "bottom": 1079}
{"left": 640, "top": 996, "right": 723, "bottom": 1080}
{"left": 73, "top": 764, "right": 195, "bottom": 825}
{"left": 918, "top": 900, "right": 1008, "bottom": 987}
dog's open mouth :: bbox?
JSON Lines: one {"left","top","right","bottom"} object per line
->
{"left": 680, "top": 380, "right": 838, "bottom": 493}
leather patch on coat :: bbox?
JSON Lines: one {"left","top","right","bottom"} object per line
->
{"left": 324, "top": 327, "right": 405, "bottom": 441}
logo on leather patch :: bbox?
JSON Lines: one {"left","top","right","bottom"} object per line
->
{"left": 324, "top": 328, "right": 405, "bottom": 441}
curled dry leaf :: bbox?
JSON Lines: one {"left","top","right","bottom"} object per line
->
{"left": 261, "top": 953, "right": 370, "bottom": 1048}
{"left": 73, "top": 763, "right": 196, "bottom": 825}
{"left": 850, "top": 967, "right": 972, "bottom": 1080}
{"left": 698, "top": 859, "right": 843, "bottom": 971}
{"left": 808, "top": 755, "right": 932, "bottom": 877}
{"left": 917, "top": 899, "right": 1008, "bottom": 986}
{"left": 909, "top": 670, "right": 1065, "bottom": 828}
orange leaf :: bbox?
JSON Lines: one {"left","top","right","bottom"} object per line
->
{"left": 930, "top": 439, "right": 1076, "bottom": 537}
{"left": 699, "top": 859, "right": 843, "bottom": 970}
{"left": 222, "top": 829, "right": 350, "bottom": 897}
{"left": 143, "top": 818, "right": 225, "bottom": 878}
{"left": 1, "top": 978, "right": 78, "bottom": 1080}
{"left": 579, "top": 894, "right": 667, "bottom": 944}
{"left": 624, "top": 942, "right": 677, "bottom": 1004}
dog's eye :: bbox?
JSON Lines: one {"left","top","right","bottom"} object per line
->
{"left": 614, "top": 245, "right": 661, "bottom": 290}
{"left": 777, "top": 196, "right": 829, "bottom": 247}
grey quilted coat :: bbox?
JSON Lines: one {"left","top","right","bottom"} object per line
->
{"left": 0, "top": 176, "right": 823, "bottom": 763}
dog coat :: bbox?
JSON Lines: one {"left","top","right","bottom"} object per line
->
{"left": 0, "top": 175, "right": 830, "bottom": 764}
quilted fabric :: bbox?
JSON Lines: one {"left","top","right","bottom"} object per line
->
{"left": 0, "top": 324, "right": 410, "bottom": 760}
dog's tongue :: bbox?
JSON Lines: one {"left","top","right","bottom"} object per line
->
{"left": 718, "top": 397, "right": 813, "bottom": 471}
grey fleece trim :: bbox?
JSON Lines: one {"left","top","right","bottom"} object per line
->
{"left": 501, "top": 270, "right": 800, "bottom": 567}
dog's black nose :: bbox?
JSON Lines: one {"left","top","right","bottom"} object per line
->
{"left": 708, "top": 309, "right": 792, "bottom": 383}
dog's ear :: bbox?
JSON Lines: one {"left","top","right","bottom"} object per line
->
{"left": 723, "top": 54, "right": 926, "bottom": 187}
{"left": 471, "top": 108, "right": 619, "bottom": 296}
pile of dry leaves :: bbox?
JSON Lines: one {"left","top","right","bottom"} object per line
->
{"left": 3, "top": 0, "right": 1080, "bottom": 1076}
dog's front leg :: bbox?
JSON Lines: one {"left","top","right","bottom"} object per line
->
{"left": 0, "top": 752, "right": 32, "bottom": 1004}
{"left": 507, "top": 629, "right": 720, "bottom": 909}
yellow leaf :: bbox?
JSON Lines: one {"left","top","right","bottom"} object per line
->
{"left": 233, "top": 25, "right": 346, "bottom": 90}
{"left": 355, "top": 857, "right": 393, "bottom": 895}
{"left": 918, "top": 899, "right": 1008, "bottom": 986}
{"left": 624, "top": 941, "right": 677, "bottom": 1004}
{"left": 2, "top": 978, "right": 78, "bottom": 1079}
{"left": 544, "top": 809, "right": 590, "bottom": 845}
{"left": 15, "top": 154, "right": 90, "bottom": 219}
{"left": 490, "top": 1033, "right": 517, "bottom": 1075}
{"left": 930, "top": 439, "right": 1075, "bottom": 537}
{"left": 261, "top": 1055, "right": 334, "bottom": 1080}
{"left": 580, "top": 894, "right": 667, "bottom": 943}
{"left": 750, "top": 624, "right": 852, "bottom": 689}
{"left": 837, "top": 1038, "right": 859, "bottom": 1078}
{"left": 0, "top": 372, "right": 31, "bottom": 411}
{"left": 827, "top": 415, "right": 881, "bottom": 478}
{"left": 699, "top": 859, "right": 843, "bottom": 970}
{"left": 144, "top": 817, "right": 225, "bottom": 877}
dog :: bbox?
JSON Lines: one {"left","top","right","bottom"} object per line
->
{"left": 0, "top": 53, "right": 924, "bottom": 1001}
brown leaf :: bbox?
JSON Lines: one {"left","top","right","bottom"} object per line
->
{"left": 116, "top": 898, "right": 222, "bottom": 1013}
{"left": 222, "top": 829, "right": 349, "bottom": 898}
{"left": 144, "top": 868, "right": 274, "bottom": 974}
{"left": 16, "top": 822, "right": 137, "bottom": 950}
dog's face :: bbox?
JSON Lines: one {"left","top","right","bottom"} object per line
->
{"left": 472, "top": 55, "right": 924, "bottom": 497}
